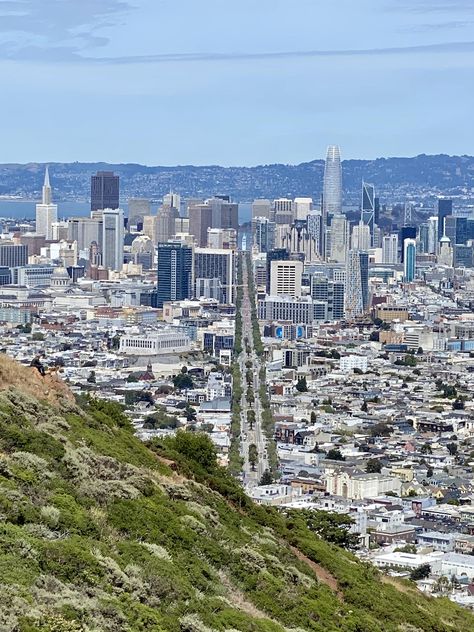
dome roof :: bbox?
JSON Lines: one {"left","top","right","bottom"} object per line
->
{"left": 52, "top": 266, "right": 69, "bottom": 279}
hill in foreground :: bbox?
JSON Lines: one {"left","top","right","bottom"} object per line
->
{"left": 0, "top": 355, "right": 473, "bottom": 632}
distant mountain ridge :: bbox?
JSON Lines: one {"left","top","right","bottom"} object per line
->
{"left": 1, "top": 154, "right": 473, "bottom": 203}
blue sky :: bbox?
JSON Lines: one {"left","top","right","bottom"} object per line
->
{"left": 1, "top": 0, "right": 473, "bottom": 165}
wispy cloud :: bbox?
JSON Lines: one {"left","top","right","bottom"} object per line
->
{"left": 410, "top": 20, "right": 473, "bottom": 32}
{"left": 0, "top": 1, "right": 473, "bottom": 65}
{"left": 0, "top": 0, "right": 133, "bottom": 57}
{"left": 387, "top": 0, "right": 474, "bottom": 13}
{"left": 81, "top": 40, "right": 474, "bottom": 65}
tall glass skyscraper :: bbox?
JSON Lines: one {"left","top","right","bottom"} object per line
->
{"left": 345, "top": 250, "right": 369, "bottom": 319}
{"left": 323, "top": 145, "right": 342, "bottom": 217}
{"left": 403, "top": 239, "right": 416, "bottom": 282}
{"left": 157, "top": 241, "right": 193, "bottom": 307}
{"left": 361, "top": 181, "right": 376, "bottom": 242}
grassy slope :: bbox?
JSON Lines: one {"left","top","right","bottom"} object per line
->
{"left": 0, "top": 360, "right": 472, "bottom": 631}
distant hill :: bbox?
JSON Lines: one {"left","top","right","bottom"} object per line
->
{"left": 0, "top": 354, "right": 473, "bottom": 631}
{"left": 1, "top": 154, "right": 474, "bottom": 204}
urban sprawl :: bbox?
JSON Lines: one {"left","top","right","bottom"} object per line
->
{"left": 2, "top": 146, "right": 474, "bottom": 607}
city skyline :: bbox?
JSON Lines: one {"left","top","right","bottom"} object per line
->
{"left": 0, "top": 1, "right": 473, "bottom": 164}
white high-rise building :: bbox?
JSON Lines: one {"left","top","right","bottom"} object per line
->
{"left": 427, "top": 216, "right": 439, "bottom": 254}
{"left": 293, "top": 197, "right": 313, "bottom": 221}
{"left": 329, "top": 215, "right": 349, "bottom": 263}
{"left": 269, "top": 259, "right": 303, "bottom": 298}
{"left": 163, "top": 192, "right": 181, "bottom": 212}
{"left": 35, "top": 167, "right": 58, "bottom": 240}
{"left": 323, "top": 145, "right": 342, "bottom": 217}
{"left": 351, "top": 220, "right": 371, "bottom": 251}
{"left": 102, "top": 208, "right": 124, "bottom": 271}
{"left": 382, "top": 234, "right": 399, "bottom": 264}
{"left": 67, "top": 217, "right": 102, "bottom": 251}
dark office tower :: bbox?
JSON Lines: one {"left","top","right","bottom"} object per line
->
{"left": 444, "top": 216, "right": 457, "bottom": 246}
{"left": 444, "top": 215, "right": 468, "bottom": 246}
{"left": 467, "top": 219, "right": 474, "bottom": 242}
{"left": 374, "top": 197, "right": 380, "bottom": 226}
{"left": 0, "top": 267, "right": 11, "bottom": 285}
{"left": 456, "top": 217, "right": 467, "bottom": 245}
{"left": 157, "top": 242, "right": 193, "bottom": 308}
{"left": 0, "top": 243, "right": 28, "bottom": 267}
{"left": 91, "top": 171, "right": 119, "bottom": 212}
{"left": 437, "top": 198, "right": 452, "bottom": 241}
{"left": 399, "top": 226, "right": 416, "bottom": 263}
{"left": 454, "top": 245, "right": 473, "bottom": 268}
{"left": 266, "top": 248, "right": 289, "bottom": 293}
{"left": 220, "top": 202, "right": 239, "bottom": 231}
{"left": 189, "top": 204, "right": 212, "bottom": 247}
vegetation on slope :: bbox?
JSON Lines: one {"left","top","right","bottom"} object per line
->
{"left": 0, "top": 356, "right": 473, "bottom": 631}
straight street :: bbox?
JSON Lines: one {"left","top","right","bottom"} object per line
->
{"left": 238, "top": 254, "right": 269, "bottom": 488}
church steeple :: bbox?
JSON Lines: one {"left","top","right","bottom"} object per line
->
{"left": 42, "top": 166, "right": 52, "bottom": 205}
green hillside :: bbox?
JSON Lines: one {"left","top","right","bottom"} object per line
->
{"left": 0, "top": 357, "right": 473, "bottom": 632}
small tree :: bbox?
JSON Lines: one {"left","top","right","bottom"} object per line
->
{"left": 172, "top": 431, "right": 217, "bottom": 471}
{"left": 87, "top": 370, "right": 96, "bottom": 384}
{"left": 248, "top": 443, "right": 258, "bottom": 471}
{"left": 410, "top": 564, "right": 431, "bottom": 581}
{"left": 173, "top": 373, "right": 193, "bottom": 390}
{"left": 260, "top": 469, "right": 273, "bottom": 485}
{"left": 310, "top": 411, "right": 317, "bottom": 424}
{"left": 184, "top": 404, "right": 197, "bottom": 422}
{"left": 366, "top": 458, "right": 382, "bottom": 474}
{"left": 446, "top": 442, "right": 458, "bottom": 456}
{"left": 295, "top": 377, "right": 308, "bottom": 392}
{"left": 421, "top": 442, "right": 432, "bottom": 455}
{"left": 326, "top": 448, "right": 345, "bottom": 461}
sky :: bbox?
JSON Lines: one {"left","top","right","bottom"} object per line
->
{"left": 0, "top": 0, "right": 474, "bottom": 165}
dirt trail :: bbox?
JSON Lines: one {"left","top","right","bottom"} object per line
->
{"left": 289, "top": 545, "right": 344, "bottom": 600}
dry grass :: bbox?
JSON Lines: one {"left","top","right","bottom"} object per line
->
{"left": 0, "top": 354, "right": 73, "bottom": 406}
